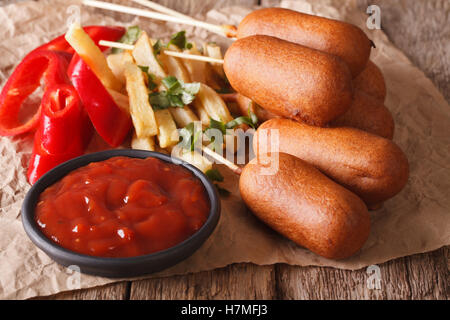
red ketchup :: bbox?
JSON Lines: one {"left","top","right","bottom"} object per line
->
{"left": 35, "top": 156, "right": 210, "bottom": 257}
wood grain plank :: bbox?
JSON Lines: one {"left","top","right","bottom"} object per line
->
{"left": 275, "top": 248, "right": 448, "bottom": 299}
{"left": 129, "top": 264, "right": 277, "bottom": 300}
{"left": 37, "top": 281, "right": 130, "bottom": 300}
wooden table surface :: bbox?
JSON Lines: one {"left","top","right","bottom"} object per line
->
{"left": 4, "top": 0, "right": 447, "bottom": 299}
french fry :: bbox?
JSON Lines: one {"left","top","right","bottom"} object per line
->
{"left": 131, "top": 37, "right": 195, "bottom": 143}
{"left": 132, "top": 32, "right": 166, "bottom": 81}
{"left": 106, "top": 88, "right": 130, "bottom": 113}
{"left": 159, "top": 44, "right": 191, "bottom": 83}
{"left": 194, "top": 102, "right": 210, "bottom": 127}
{"left": 106, "top": 52, "right": 134, "bottom": 84}
{"left": 168, "top": 106, "right": 199, "bottom": 128}
{"left": 203, "top": 42, "right": 225, "bottom": 78}
{"left": 124, "top": 62, "right": 158, "bottom": 137}
{"left": 172, "top": 147, "right": 213, "bottom": 173}
{"left": 178, "top": 44, "right": 209, "bottom": 127}
{"left": 131, "top": 132, "right": 156, "bottom": 151}
{"left": 65, "top": 23, "right": 122, "bottom": 91}
{"left": 154, "top": 109, "right": 179, "bottom": 148}
{"left": 195, "top": 83, "right": 233, "bottom": 123}
{"left": 181, "top": 43, "right": 206, "bottom": 83}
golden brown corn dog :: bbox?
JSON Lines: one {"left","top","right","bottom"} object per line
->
{"left": 240, "top": 152, "right": 370, "bottom": 259}
{"left": 331, "top": 90, "right": 394, "bottom": 139}
{"left": 253, "top": 119, "right": 409, "bottom": 207}
{"left": 353, "top": 60, "right": 386, "bottom": 101}
{"left": 236, "top": 7, "right": 372, "bottom": 77}
{"left": 224, "top": 35, "right": 353, "bottom": 127}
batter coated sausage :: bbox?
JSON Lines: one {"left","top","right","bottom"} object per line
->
{"left": 253, "top": 118, "right": 409, "bottom": 206}
{"left": 240, "top": 152, "right": 370, "bottom": 259}
{"left": 236, "top": 7, "right": 372, "bottom": 77}
{"left": 331, "top": 90, "right": 394, "bottom": 139}
{"left": 353, "top": 60, "right": 386, "bottom": 101}
{"left": 224, "top": 35, "right": 353, "bottom": 127}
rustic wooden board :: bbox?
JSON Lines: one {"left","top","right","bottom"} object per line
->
{"left": 6, "top": 0, "right": 447, "bottom": 300}
{"left": 275, "top": 247, "right": 449, "bottom": 300}
{"left": 129, "top": 264, "right": 276, "bottom": 300}
{"left": 41, "top": 281, "right": 130, "bottom": 300}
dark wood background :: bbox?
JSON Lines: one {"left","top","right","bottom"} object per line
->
{"left": 3, "top": 0, "right": 447, "bottom": 299}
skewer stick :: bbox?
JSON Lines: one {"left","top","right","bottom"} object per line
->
{"left": 130, "top": 0, "right": 237, "bottom": 38}
{"left": 130, "top": 0, "right": 195, "bottom": 22}
{"left": 83, "top": 0, "right": 236, "bottom": 38}
{"left": 99, "top": 40, "right": 134, "bottom": 50}
{"left": 201, "top": 146, "right": 242, "bottom": 175}
{"left": 162, "top": 51, "right": 224, "bottom": 64}
{"left": 98, "top": 40, "right": 224, "bottom": 64}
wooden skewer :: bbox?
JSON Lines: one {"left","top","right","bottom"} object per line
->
{"left": 201, "top": 146, "right": 243, "bottom": 175}
{"left": 162, "top": 50, "right": 224, "bottom": 64}
{"left": 130, "top": 0, "right": 196, "bottom": 22}
{"left": 83, "top": 0, "right": 237, "bottom": 38}
{"left": 98, "top": 40, "right": 225, "bottom": 64}
{"left": 130, "top": 0, "right": 237, "bottom": 38}
{"left": 99, "top": 40, "right": 134, "bottom": 50}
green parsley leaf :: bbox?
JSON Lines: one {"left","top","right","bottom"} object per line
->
{"left": 147, "top": 73, "right": 157, "bottom": 90}
{"left": 168, "top": 93, "right": 185, "bottom": 108}
{"left": 149, "top": 76, "right": 200, "bottom": 110}
{"left": 162, "top": 76, "right": 182, "bottom": 93}
{"left": 249, "top": 108, "right": 258, "bottom": 125}
{"left": 149, "top": 91, "right": 170, "bottom": 110}
{"left": 205, "top": 169, "right": 224, "bottom": 182}
{"left": 152, "top": 39, "right": 164, "bottom": 55}
{"left": 225, "top": 110, "right": 259, "bottom": 129}
{"left": 112, "top": 26, "right": 141, "bottom": 53}
{"left": 168, "top": 31, "right": 192, "bottom": 50}
{"left": 138, "top": 66, "right": 157, "bottom": 91}
{"left": 207, "top": 118, "right": 226, "bottom": 135}
{"left": 138, "top": 65, "right": 149, "bottom": 73}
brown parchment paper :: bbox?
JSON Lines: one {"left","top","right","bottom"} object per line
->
{"left": 0, "top": 0, "right": 449, "bottom": 299}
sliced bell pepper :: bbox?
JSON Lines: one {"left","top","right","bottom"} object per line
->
{"left": 0, "top": 50, "right": 71, "bottom": 136}
{"left": 0, "top": 26, "right": 125, "bottom": 137}
{"left": 27, "top": 84, "right": 92, "bottom": 184}
{"left": 68, "top": 54, "right": 131, "bottom": 147}
{"left": 32, "top": 26, "right": 126, "bottom": 55}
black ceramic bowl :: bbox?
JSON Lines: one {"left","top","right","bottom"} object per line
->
{"left": 21, "top": 149, "right": 220, "bottom": 278}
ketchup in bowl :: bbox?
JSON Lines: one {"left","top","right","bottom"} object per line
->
{"left": 35, "top": 156, "right": 210, "bottom": 258}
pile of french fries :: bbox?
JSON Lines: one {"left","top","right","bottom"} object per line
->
{"left": 66, "top": 24, "right": 236, "bottom": 173}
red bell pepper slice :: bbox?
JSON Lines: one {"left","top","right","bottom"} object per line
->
{"left": 32, "top": 26, "right": 126, "bottom": 55}
{"left": 0, "top": 50, "right": 71, "bottom": 136}
{"left": 0, "top": 26, "right": 125, "bottom": 137}
{"left": 68, "top": 54, "right": 131, "bottom": 147}
{"left": 27, "top": 84, "right": 92, "bottom": 184}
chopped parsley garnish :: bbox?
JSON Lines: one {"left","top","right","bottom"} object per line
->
{"left": 149, "top": 76, "right": 200, "bottom": 110}
{"left": 112, "top": 26, "right": 141, "bottom": 54}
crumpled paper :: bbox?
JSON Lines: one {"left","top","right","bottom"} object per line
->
{"left": 0, "top": 0, "right": 449, "bottom": 299}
